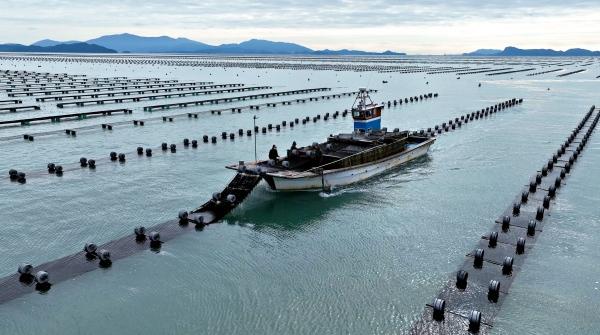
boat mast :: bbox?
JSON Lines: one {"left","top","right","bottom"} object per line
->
{"left": 352, "top": 88, "right": 382, "bottom": 132}
{"left": 352, "top": 87, "right": 374, "bottom": 110}
{"left": 253, "top": 115, "right": 258, "bottom": 162}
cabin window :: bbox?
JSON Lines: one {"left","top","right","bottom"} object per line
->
{"left": 353, "top": 111, "right": 360, "bottom": 117}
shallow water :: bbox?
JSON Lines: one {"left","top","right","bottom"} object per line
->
{"left": 0, "top": 55, "right": 599, "bottom": 334}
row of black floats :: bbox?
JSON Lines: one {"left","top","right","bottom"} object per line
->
{"left": 17, "top": 225, "right": 166, "bottom": 292}
{"left": 8, "top": 169, "right": 26, "bottom": 184}
{"left": 428, "top": 105, "right": 597, "bottom": 333}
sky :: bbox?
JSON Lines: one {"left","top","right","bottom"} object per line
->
{"left": 2, "top": 0, "right": 600, "bottom": 54}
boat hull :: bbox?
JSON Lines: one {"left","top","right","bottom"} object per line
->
{"left": 266, "top": 138, "right": 434, "bottom": 191}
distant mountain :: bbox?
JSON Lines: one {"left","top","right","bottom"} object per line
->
{"left": 498, "top": 46, "right": 600, "bottom": 56}
{"left": 47, "top": 42, "right": 117, "bottom": 53}
{"left": 214, "top": 39, "right": 312, "bottom": 54}
{"left": 0, "top": 42, "right": 116, "bottom": 53}
{"left": 5, "top": 33, "right": 404, "bottom": 55}
{"left": 86, "top": 33, "right": 211, "bottom": 53}
{"left": 83, "top": 33, "right": 401, "bottom": 55}
{"left": 32, "top": 39, "right": 81, "bottom": 47}
{"left": 0, "top": 44, "right": 39, "bottom": 52}
{"left": 559, "top": 48, "right": 600, "bottom": 56}
{"left": 208, "top": 40, "right": 399, "bottom": 55}
{"left": 463, "top": 49, "right": 502, "bottom": 56}
{"left": 380, "top": 50, "right": 404, "bottom": 56}
{"left": 464, "top": 46, "right": 600, "bottom": 56}
{"left": 313, "top": 49, "right": 405, "bottom": 56}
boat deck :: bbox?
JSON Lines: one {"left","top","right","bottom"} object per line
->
{"left": 227, "top": 130, "right": 430, "bottom": 177}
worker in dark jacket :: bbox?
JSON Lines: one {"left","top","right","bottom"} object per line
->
{"left": 268, "top": 145, "right": 279, "bottom": 160}
{"left": 314, "top": 145, "right": 323, "bottom": 164}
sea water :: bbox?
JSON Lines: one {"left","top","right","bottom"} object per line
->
{"left": 0, "top": 55, "right": 598, "bottom": 334}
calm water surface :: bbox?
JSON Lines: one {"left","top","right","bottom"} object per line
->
{"left": 0, "top": 55, "right": 598, "bottom": 334}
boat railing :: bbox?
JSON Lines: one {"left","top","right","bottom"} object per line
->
{"left": 305, "top": 136, "right": 408, "bottom": 173}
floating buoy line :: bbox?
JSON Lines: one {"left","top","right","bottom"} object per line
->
{"left": 0, "top": 89, "right": 368, "bottom": 142}
{"left": 6, "top": 91, "right": 444, "bottom": 181}
{"left": 0, "top": 98, "right": 533, "bottom": 303}
{"left": 2, "top": 54, "right": 596, "bottom": 76}
{"left": 410, "top": 105, "right": 599, "bottom": 334}
{"left": 1, "top": 65, "right": 598, "bottom": 318}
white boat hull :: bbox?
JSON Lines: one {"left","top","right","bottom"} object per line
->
{"left": 266, "top": 139, "right": 434, "bottom": 191}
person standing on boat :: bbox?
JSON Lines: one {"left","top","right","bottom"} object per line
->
{"left": 290, "top": 141, "right": 297, "bottom": 150}
{"left": 269, "top": 145, "right": 279, "bottom": 160}
{"left": 314, "top": 145, "right": 323, "bottom": 164}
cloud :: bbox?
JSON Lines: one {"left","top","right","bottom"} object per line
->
{"left": 1, "top": 0, "right": 599, "bottom": 53}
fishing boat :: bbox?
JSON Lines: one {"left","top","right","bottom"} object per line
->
{"left": 226, "top": 88, "right": 436, "bottom": 191}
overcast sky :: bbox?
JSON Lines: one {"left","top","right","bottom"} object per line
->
{"left": 2, "top": 0, "right": 600, "bottom": 54}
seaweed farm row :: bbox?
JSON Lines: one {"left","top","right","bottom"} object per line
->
{"left": 0, "top": 54, "right": 599, "bottom": 335}
{"left": 9, "top": 92, "right": 445, "bottom": 182}
{"left": 0, "top": 97, "right": 524, "bottom": 302}
{"left": 412, "top": 106, "right": 599, "bottom": 334}
{"left": 1, "top": 54, "right": 599, "bottom": 76}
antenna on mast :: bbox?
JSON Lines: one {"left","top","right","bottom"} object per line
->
{"left": 353, "top": 87, "right": 374, "bottom": 110}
